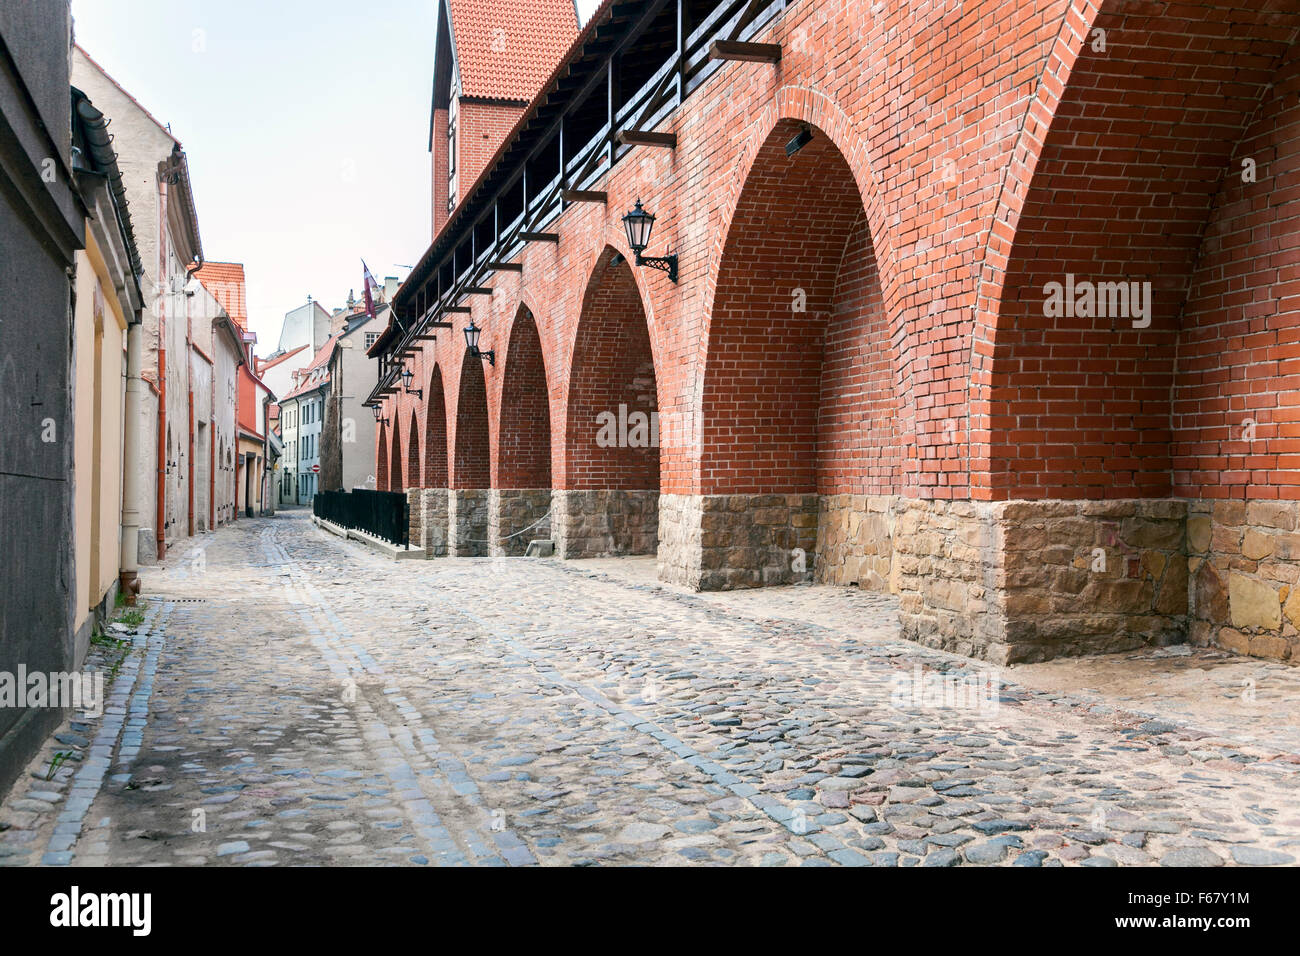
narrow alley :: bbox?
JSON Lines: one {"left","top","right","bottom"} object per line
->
{"left": 4, "top": 513, "right": 1299, "bottom": 868}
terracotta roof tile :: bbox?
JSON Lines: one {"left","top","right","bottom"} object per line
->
{"left": 449, "top": 0, "right": 579, "bottom": 101}
{"left": 280, "top": 332, "right": 342, "bottom": 402}
{"left": 195, "top": 261, "right": 248, "bottom": 330}
{"left": 258, "top": 344, "right": 309, "bottom": 373}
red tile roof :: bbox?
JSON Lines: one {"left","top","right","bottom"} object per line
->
{"left": 448, "top": 0, "right": 579, "bottom": 101}
{"left": 195, "top": 261, "right": 248, "bottom": 330}
{"left": 280, "top": 333, "right": 342, "bottom": 401}
{"left": 258, "top": 344, "right": 309, "bottom": 374}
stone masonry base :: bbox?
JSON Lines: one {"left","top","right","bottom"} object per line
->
{"left": 659, "top": 493, "right": 1212, "bottom": 665}
{"left": 489, "top": 489, "right": 552, "bottom": 557}
{"left": 551, "top": 489, "right": 658, "bottom": 559}
{"left": 408, "top": 488, "right": 448, "bottom": 557}
{"left": 448, "top": 489, "right": 490, "bottom": 557}
{"left": 415, "top": 487, "right": 1298, "bottom": 664}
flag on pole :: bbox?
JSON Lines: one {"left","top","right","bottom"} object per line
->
{"left": 362, "top": 259, "right": 379, "bottom": 317}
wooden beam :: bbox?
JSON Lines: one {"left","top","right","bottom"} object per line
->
{"left": 442, "top": 306, "right": 472, "bottom": 314}
{"left": 618, "top": 130, "right": 677, "bottom": 149}
{"left": 428, "top": 321, "right": 455, "bottom": 328}
{"left": 489, "top": 261, "right": 523, "bottom": 272}
{"left": 520, "top": 231, "right": 560, "bottom": 243}
{"left": 415, "top": 334, "right": 438, "bottom": 340}
{"left": 709, "top": 40, "right": 781, "bottom": 63}
{"left": 561, "top": 188, "right": 607, "bottom": 204}
{"left": 464, "top": 286, "right": 493, "bottom": 295}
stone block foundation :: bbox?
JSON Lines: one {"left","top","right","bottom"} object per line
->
{"left": 407, "top": 488, "right": 448, "bottom": 557}
{"left": 896, "top": 498, "right": 1189, "bottom": 664}
{"left": 660, "top": 494, "right": 1201, "bottom": 665}
{"left": 448, "top": 489, "right": 490, "bottom": 557}
{"left": 489, "top": 489, "right": 552, "bottom": 557}
{"left": 1188, "top": 499, "right": 1300, "bottom": 662}
{"left": 657, "top": 493, "right": 818, "bottom": 589}
{"left": 551, "top": 489, "right": 658, "bottom": 559}
{"left": 816, "top": 494, "right": 900, "bottom": 590}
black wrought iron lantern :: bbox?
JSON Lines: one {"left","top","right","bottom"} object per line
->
{"left": 371, "top": 404, "right": 389, "bottom": 426}
{"left": 400, "top": 367, "right": 422, "bottom": 399}
{"left": 463, "top": 319, "right": 495, "bottom": 366}
{"left": 621, "top": 199, "right": 677, "bottom": 282}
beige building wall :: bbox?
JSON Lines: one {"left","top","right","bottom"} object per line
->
{"left": 73, "top": 231, "right": 129, "bottom": 653}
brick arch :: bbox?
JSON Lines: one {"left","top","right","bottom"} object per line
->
{"left": 389, "top": 414, "right": 404, "bottom": 492}
{"left": 980, "top": 1, "right": 1300, "bottom": 500}
{"left": 423, "top": 364, "right": 448, "bottom": 488}
{"left": 406, "top": 412, "right": 420, "bottom": 489}
{"left": 497, "top": 304, "right": 552, "bottom": 489}
{"left": 453, "top": 349, "right": 490, "bottom": 489}
{"left": 376, "top": 424, "right": 388, "bottom": 490}
{"left": 699, "top": 87, "right": 893, "bottom": 374}
{"left": 699, "top": 117, "right": 895, "bottom": 497}
{"left": 563, "top": 247, "right": 659, "bottom": 493}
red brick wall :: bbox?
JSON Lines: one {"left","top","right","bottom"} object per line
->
{"left": 380, "top": 0, "right": 1300, "bottom": 509}
{"left": 700, "top": 119, "right": 896, "bottom": 496}
{"left": 982, "top": 4, "right": 1293, "bottom": 501}
{"left": 1175, "top": 44, "right": 1300, "bottom": 501}
{"left": 453, "top": 351, "right": 490, "bottom": 489}
{"left": 376, "top": 426, "right": 388, "bottom": 491}
{"left": 432, "top": 107, "right": 449, "bottom": 239}
{"left": 497, "top": 306, "right": 552, "bottom": 488}
{"left": 406, "top": 413, "right": 421, "bottom": 489}
{"left": 564, "top": 253, "right": 658, "bottom": 491}
{"left": 389, "top": 418, "right": 404, "bottom": 492}
{"left": 423, "top": 364, "right": 449, "bottom": 487}
{"left": 456, "top": 99, "right": 525, "bottom": 214}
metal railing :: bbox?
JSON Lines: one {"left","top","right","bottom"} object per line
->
{"left": 313, "top": 489, "right": 410, "bottom": 548}
{"left": 370, "top": 0, "right": 788, "bottom": 407}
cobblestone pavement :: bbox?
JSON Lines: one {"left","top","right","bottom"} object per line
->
{"left": 4, "top": 511, "right": 1300, "bottom": 867}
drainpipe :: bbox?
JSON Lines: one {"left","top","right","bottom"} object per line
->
{"left": 119, "top": 317, "right": 144, "bottom": 603}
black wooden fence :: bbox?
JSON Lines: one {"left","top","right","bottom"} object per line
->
{"left": 313, "top": 488, "right": 409, "bottom": 548}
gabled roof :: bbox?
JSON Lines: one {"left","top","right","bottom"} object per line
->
{"left": 195, "top": 262, "right": 248, "bottom": 329}
{"left": 258, "top": 343, "right": 310, "bottom": 373}
{"left": 445, "top": 0, "right": 579, "bottom": 102}
{"left": 280, "top": 332, "right": 341, "bottom": 401}
{"left": 73, "top": 45, "right": 179, "bottom": 146}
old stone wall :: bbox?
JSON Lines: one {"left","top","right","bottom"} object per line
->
{"left": 815, "top": 494, "right": 899, "bottom": 590}
{"left": 551, "top": 490, "right": 657, "bottom": 559}
{"left": 1190, "top": 500, "right": 1299, "bottom": 662}
{"left": 657, "top": 494, "right": 817, "bottom": 590}
{"left": 894, "top": 500, "right": 1004, "bottom": 661}
{"left": 489, "top": 489, "right": 551, "bottom": 557}
{"left": 408, "top": 488, "right": 448, "bottom": 557}
{"left": 895, "top": 499, "right": 1187, "bottom": 665}
{"left": 448, "top": 489, "right": 489, "bottom": 557}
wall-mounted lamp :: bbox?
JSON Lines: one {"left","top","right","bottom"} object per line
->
{"left": 621, "top": 199, "right": 678, "bottom": 282}
{"left": 371, "top": 404, "right": 389, "bottom": 426}
{"left": 463, "top": 319, "right": 495, "bottom": 366}
{"left": 786, "top": 124, "right": 813, "bottom": 157}
{"left": 400, "top": 367, "right": 422, "bottom": 399}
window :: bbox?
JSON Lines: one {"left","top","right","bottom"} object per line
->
{"left": 365, "top": 332, "right": 379, "bottom": 349}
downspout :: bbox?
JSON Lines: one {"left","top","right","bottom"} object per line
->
{"left": 187, "top": 387, "right": 194, "bottom": 537}
{"left": 263, "top": 391, "right": 271, "bottom": 515}
{"left": 184, "top": 251, "right": 203, "bottom": 540}
{"left": 156, "top": 181, "right": 166, "bottom": 559}
{"left": 120, "top": 314, "right": 144, "bottom": 602}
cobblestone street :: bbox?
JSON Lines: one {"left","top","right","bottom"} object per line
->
{"left": 4, "top": 511, "right": 1300, "bottom": 867}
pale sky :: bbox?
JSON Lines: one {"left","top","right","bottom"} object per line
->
{"left": 71, "top": 0, "right": 601, "bottom": 356}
